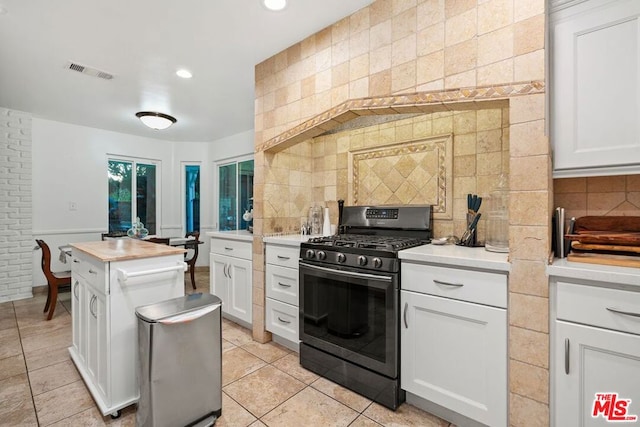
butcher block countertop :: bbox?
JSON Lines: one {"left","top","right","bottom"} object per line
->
{"left": 71, "top": 239, "right": 185, "bottom": 262}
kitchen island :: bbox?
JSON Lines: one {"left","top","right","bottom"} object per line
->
{"left": 68, "top": 239, "right": 186, "bottom": 417}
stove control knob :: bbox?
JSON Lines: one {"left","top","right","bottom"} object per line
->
{"left": 358, "top": 255, "right": 368, "bottom": 266}
{"left": 337, "top": 253, "right": 346, "bottom": 263}
{"left": 305, "top": 249, "right": 315, "bottom": 259}
{"left": 373, "top": 257, "right": 383, "bottom": 268}
{"left": 317, "top": 251, "right": 326, "bottom": 260}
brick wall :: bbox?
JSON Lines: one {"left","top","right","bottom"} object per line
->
{"left": 0, "top": 107, "right": 33, "bottom": 302}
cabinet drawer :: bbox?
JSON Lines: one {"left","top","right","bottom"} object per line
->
{"left": 266, "top": 264, "right": 298, "bottom": 306}
{"left": 402, "top": 262, "right": 507, "bottom": 308}
{"left": 266, "top": 245, "right": 300, "bottom": 269}
{"left": 211, "top": 238, "right": 251, "bottom": 260}
{"left": 557, "top": 281, "right": 640, "bottom": 335}
{"left": 266, "top": 298, "right": 299, "bottom": 344}
{"left": 72, "top": 254, "right": 106, "bottom": 291}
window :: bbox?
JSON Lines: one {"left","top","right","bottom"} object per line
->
{"left": 185, "top": 164, "right": 200, "bottom": 233}
{"left": 108, "top": 158, "right": 159, "bottom": 234}
{"left": 217, "top": 158, "right": 253, "bottom": 231}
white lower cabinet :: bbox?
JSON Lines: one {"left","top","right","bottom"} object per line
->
{"left": 210, "top": 238, "right": 253, "bottom": 325}
{"left": 400, "top": 262, "right": 507, "bottom": 427}
{"left": 554, "top": 321, "right": 640, "bottom": 426}
{"left": 265, "top": 243, "right": 300, "bottom": 348}
{"left": 552, "top": 279, "right": 640, "bottom": 426}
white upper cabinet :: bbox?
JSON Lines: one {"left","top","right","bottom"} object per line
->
{"left": 551, "top": 0, "right": 640, "bottom": 177}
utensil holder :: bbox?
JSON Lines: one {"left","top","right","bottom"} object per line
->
{"left": 458, "top": 213, "right": 478, "bottom": 247}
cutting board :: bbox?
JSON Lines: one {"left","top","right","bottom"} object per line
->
{"left": 567, "top": 252, "right": 640, "bottom": 268}
{"left": 565, "top": 232, "right": 640, "bottom": 246}
{"left": 574, "top": 216, "right": 640, "bottom": 233}
{"left": 571, "top": 241, "right": 640, "bottom": 254}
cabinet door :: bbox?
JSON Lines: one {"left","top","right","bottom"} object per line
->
{"left": 86, "top": 289, "right": 109, "bottom": 404}
{"left": 401, "top": 290, "right": 507, "bottom": 427}
{"left": 554, "top": 321, "right": 640, "bottom": 426}
{"left": 552, "top": 0, "right": 640, "bottom": 174}
{"left": 71, "top": 278, "right": 85, "bottom": 362}
{"left": 227, "top": 257, "right": 252, "bottom": 324}
{"left": 210, "top": 253, "right": 229, "bottom": 302}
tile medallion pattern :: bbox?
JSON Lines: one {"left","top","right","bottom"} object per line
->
{"left": 352, "top": 136, "right": 452, "bottom": 218}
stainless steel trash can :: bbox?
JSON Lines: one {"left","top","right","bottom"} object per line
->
{"left": 136, "top": 292, "right": 222, "bottom": 427}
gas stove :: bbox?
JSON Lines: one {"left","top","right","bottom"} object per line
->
{"left": 298, "top": 204, "right": 433, "bottom": 410}
{"left": 300, "top": 205, "right": 433, "bottom": 273}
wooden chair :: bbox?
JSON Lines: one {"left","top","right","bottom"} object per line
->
{"left": 147, "top": 237, "right": 170, "bottom": 245}
{"left": 101, "top": 231, "right": 128, "bottom": 240}
{"left": 36, "top": 239, "right": 72, "bottom": 320}
{"left": 184, "top": 231, "right": 200, "bottom": 289}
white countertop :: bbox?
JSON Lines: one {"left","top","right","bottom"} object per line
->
{"left": 263, "top": 234, "right": 325, "bottom": 247}
{"left": 548, "top": 258, "right": 640, "bottom": 287}
{"left": 399, "top": 244, "right": 510, "bottom": 272}
{"left": 206, "top": 230, "right": 253, "bottom": 242}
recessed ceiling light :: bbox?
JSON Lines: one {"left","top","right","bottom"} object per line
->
{"left": 262, "top": 0, "right": 287, "bottom": 11}
{"left": 176, "top": 69, "right": 192, "bottom": 79}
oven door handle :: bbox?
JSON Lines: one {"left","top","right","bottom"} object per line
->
{"left": 300, "top": 262, "right": 393, "bottom": 282}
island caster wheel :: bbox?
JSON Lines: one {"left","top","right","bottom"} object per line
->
{"left": 110, "top": 410, "right": 121, "bottom": 419}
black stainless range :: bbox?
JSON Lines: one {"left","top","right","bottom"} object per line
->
{"left": 299, "top": 204, "right": 432, "bottom": 410}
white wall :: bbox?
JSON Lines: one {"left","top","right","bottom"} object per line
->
{"left": 31, "top": 118, "right": 254, "bottom": 288}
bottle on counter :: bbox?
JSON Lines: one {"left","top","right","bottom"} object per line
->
{"left": 485, "top": 174, "right": 509, "bottom": 253}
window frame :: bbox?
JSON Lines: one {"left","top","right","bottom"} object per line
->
{"left": 181, "top": 161, "right": 201, "bottom": 234}
{"left": 214, "top": 154, "right": 253, "bottom": 231}
{"left": 107, "top": 154, "right": 162, "bottom": 236}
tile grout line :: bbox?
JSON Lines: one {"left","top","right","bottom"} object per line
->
{"left": 13, "top": 300, "right": 41, "bottom": 427}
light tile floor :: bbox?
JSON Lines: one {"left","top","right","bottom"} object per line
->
{"left": 0, "top": 268, "right": 454, "bottom": 427}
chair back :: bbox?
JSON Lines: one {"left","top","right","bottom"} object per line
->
{"left": 147, "top": 237, "right": 170, "bottom": 245}
{"left": 35, "top": 239, "right": 56, "bottom": 283}
{"left": 185, "top": 231, "right": 200, "bottom": 261}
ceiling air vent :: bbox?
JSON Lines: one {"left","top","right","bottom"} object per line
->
{"left": 65, "top": 61, "right": 113, "bottom": 80}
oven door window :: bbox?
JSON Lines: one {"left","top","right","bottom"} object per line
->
{"left": 299, "top": 262, "right": 398, "bottom": 378}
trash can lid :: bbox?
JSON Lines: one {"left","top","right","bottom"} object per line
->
{"left": 135, "top": 292, "right": 222, "bottom": 323}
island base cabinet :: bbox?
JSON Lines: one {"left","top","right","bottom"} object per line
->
{"left": 70, "top": 252, "right": 185, "bottom": 417}
{"left": 554, "top": 321, "right": 640, "bottom": 426}
{"left": 401, "top": 290, "right": 507, "bottom": 427}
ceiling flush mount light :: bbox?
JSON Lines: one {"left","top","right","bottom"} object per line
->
{"left": 262, "top": 0, "right": 287, "bottom": 11}
{"left": 176, "top": 69, "right": 192, "bottom": 79}
{"left": 135, "top": 112, "right": 177, "bottom": 130}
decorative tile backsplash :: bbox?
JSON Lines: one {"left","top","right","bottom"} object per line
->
{"left": 352, "top": 136, "right": 452, "bottom": 218}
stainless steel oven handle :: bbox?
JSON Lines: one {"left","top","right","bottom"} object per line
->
{"left": 300, "top": 262, "right": 393, "bottom": 282}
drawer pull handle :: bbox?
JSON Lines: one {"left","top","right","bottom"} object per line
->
{"left": 433, "top": 279, "right": 464, "bottom": 287}
{"left": 89, "top": 269, "right": 98, "bottom": 275}
{"left": 224, "top": 247, "right": 234, "bottom": 251}
{"left": 89, "top": 295, "right": 97, "bottom": 318}
{"left": 403, "top": 302, "right": 408, "bottom": 328}
{"left": 606, "top": 307, "right": 640, "bottom": 318}
{"left": 564, "top": 338, "right": 570, "bottom": 375}
{"left": 73, "top": 281, "right": 79, "bottom": 299}
{"left": 277, "top": 255, "right": 290, "bottom": 260}
{"left": 277, "top": 282, "right": 292, "bottom": 288}
{"left": 277, "top": 316, "right": 291, "bottom": 324}
{"left": 73, "top": 259, "right": 80, "bottom": 264}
